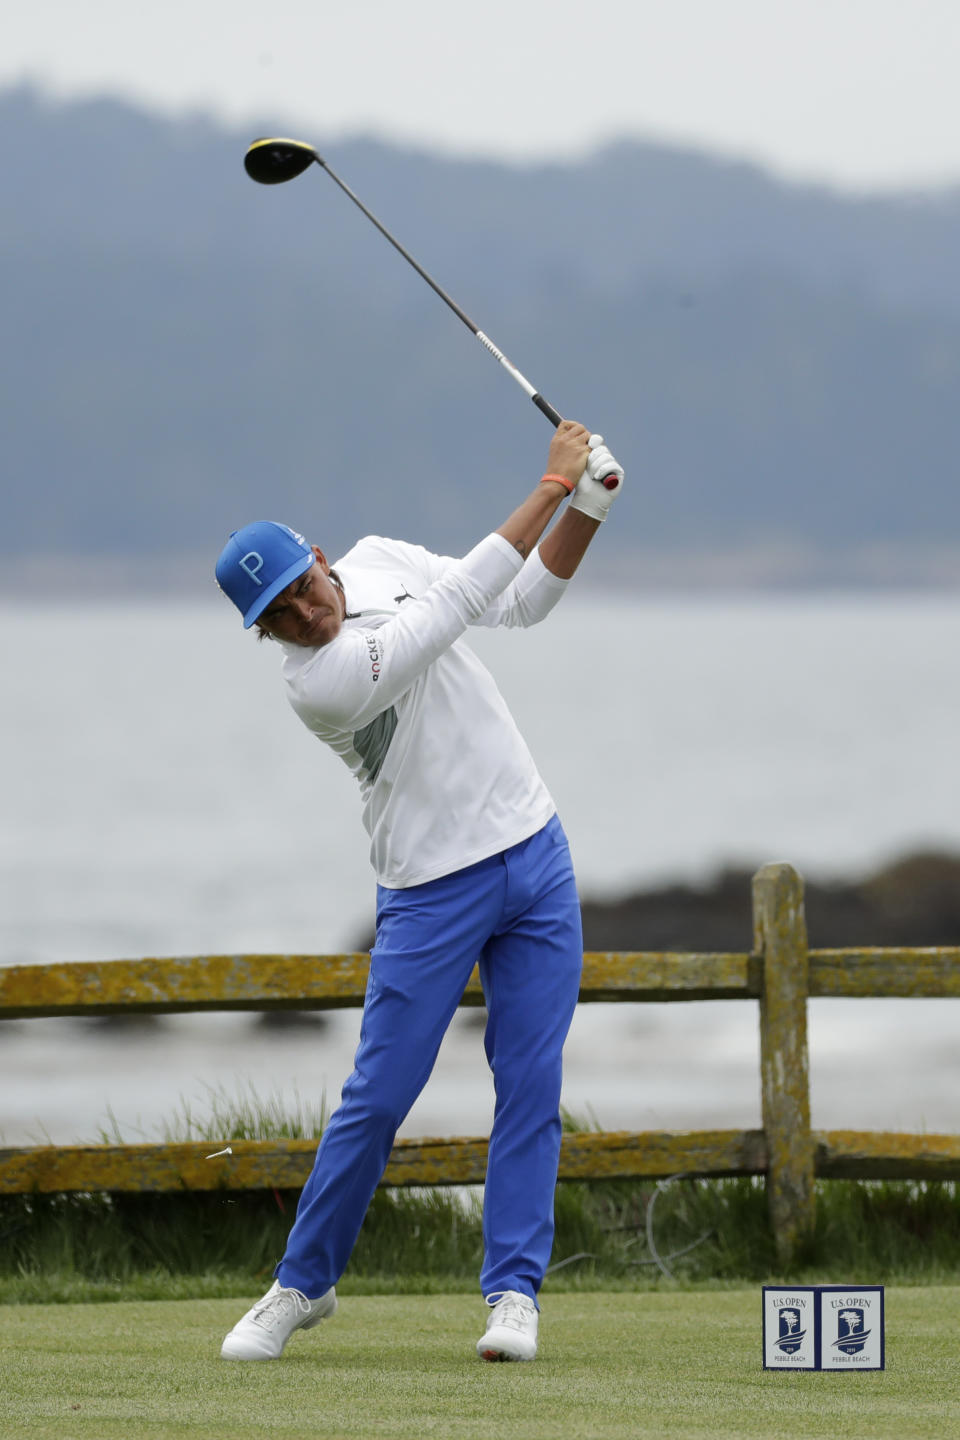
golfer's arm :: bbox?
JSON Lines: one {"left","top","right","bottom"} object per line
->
{"left": 538, "top": 506, "right": 602, "bottom": 580}
{"left": 477, "top": 496, "right": 603, "bottom": 630}
{"left": 495, "top": 480, "right": 569, "bottom": 560}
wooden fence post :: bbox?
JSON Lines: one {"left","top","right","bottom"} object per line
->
{"left": 752, "top": 862, "right": 815, "bottom": 1267}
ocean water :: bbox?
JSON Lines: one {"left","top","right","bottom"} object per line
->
{"left": 2, "top": 592, "right": 959, "bottom": 1146}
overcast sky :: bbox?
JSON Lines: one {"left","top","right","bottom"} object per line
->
{"left": 5, "top": 0, "right": 960, "bottom": 190}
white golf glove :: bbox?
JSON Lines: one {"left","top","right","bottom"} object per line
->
{"left": 569, "top": 434, "right": 625, "bottom": 522}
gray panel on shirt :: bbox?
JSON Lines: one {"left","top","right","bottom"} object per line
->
{"left": 353, "top": 707, "right": 399, "bottom": 784}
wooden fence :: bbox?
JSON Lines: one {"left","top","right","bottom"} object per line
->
{"left": 2, "top": 861, "right": 959, "bottom": 1265}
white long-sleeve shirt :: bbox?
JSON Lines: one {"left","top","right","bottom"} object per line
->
{"left": 280, "top": 532, "right": 568, "bottom": 888}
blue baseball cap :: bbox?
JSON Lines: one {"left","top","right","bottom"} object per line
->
{"left": 215, "top": 521, "right": 315, "bottom": 628}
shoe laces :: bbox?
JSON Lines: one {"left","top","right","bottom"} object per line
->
{"left": 485, "top": 1291, "right": 536, "bottom": 1331}
{"left": 252, "top": 1285, "right": 312, "bottom": 1332}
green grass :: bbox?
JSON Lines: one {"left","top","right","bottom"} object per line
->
{"left": 1, "top": 1289, "right": 957, "bottom": 1440}
{"left": 3, "top": 1176, "right": 960, "bottom": 1304}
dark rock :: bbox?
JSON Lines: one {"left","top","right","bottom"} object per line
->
{"left": 580, "top": 852, "right": 960, "bottom": 952}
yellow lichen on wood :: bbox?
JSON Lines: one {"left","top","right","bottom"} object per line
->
{"left": 753, "top": 862, "right": 815, "bottom": 1267}
{"left": 810, "top": 948, "right": 960, "bottom": 997}
{"left": 5, "top": 944, "right": 953, "bottom": 1020}
{"left": 816, "top": 1129, "right": 960, "bottom": 1179}
{"left": 579, "top": 952, "right": 759, "bottom": 1001}
{"left": 6, "top": 1126, "right": 960, "bottom": 1196}
{"left": 0, "top": 954, "right": 376, "bottom": 1018}
{"left": 0, "top": 951, "right": 761, "bottom": 1020}
{"left": 0, "top": 1129, "right": 770, "bottom": 1196}
{"left": 557, "top": 1129, "right": 768, "bottom": 1179}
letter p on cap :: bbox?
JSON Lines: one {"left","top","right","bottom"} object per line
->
{"left": 240, "top": 551, "right": 264, "bottom": 585}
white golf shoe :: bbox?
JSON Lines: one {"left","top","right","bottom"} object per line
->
{"left": 220, "top": 1279, "right": 337, "bottom": 1360}
{"left": 476, "top": 1290, "right": 539, "bottom": 1362}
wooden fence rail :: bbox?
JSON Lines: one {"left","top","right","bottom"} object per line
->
{"left": 2, "top": 862, "right": 960, "bottom": 1265}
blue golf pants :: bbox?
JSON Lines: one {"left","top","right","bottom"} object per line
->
{"left": 276, "top": 812, "right": 583, "bottom": 1304}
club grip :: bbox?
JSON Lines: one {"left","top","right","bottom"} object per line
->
{"left": 532, "top": 393, "right": 563, "bottom": 428}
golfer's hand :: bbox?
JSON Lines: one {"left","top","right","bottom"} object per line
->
{"left": 569, "top": 435, "right": 625, "bottom": 522}
{"left": 545, "top": 420, "right": 590, "bottom": 489}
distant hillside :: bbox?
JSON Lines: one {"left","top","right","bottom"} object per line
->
{"left": 4, "top": 85, "right": 960, "bottom": 579}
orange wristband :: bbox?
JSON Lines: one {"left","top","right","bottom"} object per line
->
{"left": 540, "top": 472, "right": 575, "bottom": 494}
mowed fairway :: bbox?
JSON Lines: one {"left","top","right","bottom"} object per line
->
{"left": 2, "top": 1289, "right": 958, "bottom": 1440}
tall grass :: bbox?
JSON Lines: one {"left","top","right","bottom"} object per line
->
{"left": 94, "top": 1081, "right": 330, "bottom": 1144}
{"left": 3, "top": 1089, "right": 959, "bottom": 1303}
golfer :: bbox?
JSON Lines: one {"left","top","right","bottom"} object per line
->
{"left": 215, "top": 420, "right": 623, "bottom": 1362}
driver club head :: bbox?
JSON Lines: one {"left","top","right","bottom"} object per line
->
{"left": 244, "top": 137, "right": 319, "bottom": 185}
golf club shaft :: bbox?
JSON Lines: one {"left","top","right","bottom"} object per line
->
{"left": 312, "top": 155, "right": 564, "bottom": 428}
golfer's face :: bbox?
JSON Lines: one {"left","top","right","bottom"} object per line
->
{"left": 257, "top": 549, "right": 344, "bottom": 648}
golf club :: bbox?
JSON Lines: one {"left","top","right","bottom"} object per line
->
{"left": 244, "top": 137, "right": 619, "bottom": 488}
